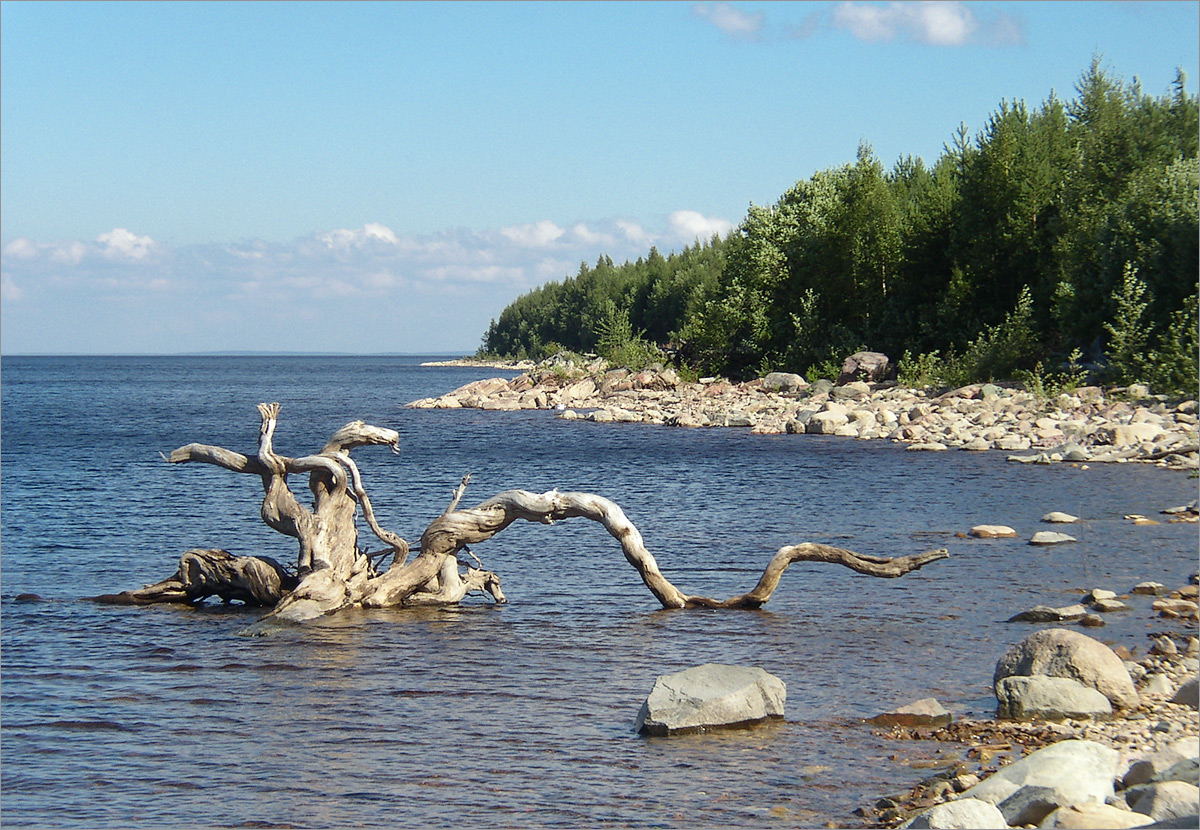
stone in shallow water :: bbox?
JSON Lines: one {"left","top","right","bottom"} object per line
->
{"left": 634, "top": 663, "right": 785, "bottom": 736}
{"left": 1041, "top": 511, "right": 1080, "bottom": 523}
{"left": 1030, "top": 531, "right": 1077, "bottom": 545}
{"left": 969, "top": 525, "right": 1018, "bottom": 539}
{"left": 867, "top": 697, "right": 952, "bottom": 728}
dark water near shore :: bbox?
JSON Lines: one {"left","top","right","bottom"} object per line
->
{"left": 2, "top": 355, "right": 1196, "bottom": 828}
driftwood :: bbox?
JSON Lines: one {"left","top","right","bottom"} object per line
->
{"left": 97, "top": 404, "right": 948, "bottom": 622}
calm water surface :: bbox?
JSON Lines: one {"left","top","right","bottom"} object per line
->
{"left": 2, "top": 356, "right": 1196, "bottom": 828}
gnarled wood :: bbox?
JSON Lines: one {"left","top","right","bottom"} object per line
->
{"left": 92, "top": 548, "right": 296, "bottom": 606}
{"left": 109, "top": 405, "right": 948, "bottom": 622}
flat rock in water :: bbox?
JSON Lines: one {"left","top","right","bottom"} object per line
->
{"left": 1041, "top": 511, "right": 1080, "bottom": 523}
{"left": 1007, "top": 604, "right": 1088, "bottom": 623}
{"left": 1030, "top": 531, "right": 1077, "bottom": 545}
{"left": 867, "top": 697, "right": 952, "bottom": 728}
{"left": 634, "top": 663, "right": 785, "bottom": 736}
{"left": 969, "top": 525, "right": 1018, "bottom": 539}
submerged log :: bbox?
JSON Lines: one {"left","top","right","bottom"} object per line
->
{"left": 102, "top": 404, "right": 948, "bottom": 621}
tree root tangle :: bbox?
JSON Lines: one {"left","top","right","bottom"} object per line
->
{"left": 96, "top": 404, "right": 948, "bottom": 622}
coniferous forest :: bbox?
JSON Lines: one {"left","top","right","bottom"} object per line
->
{"left": 480, "top": 61, "right": 1199, "bottom": 395}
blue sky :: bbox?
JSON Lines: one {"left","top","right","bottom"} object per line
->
{"left": 2, "top": 1, "right": 1197, "bottom": 355}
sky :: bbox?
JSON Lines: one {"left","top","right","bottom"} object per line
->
{"left": 2, "top": 1, "right": 1197, "bottom": 355}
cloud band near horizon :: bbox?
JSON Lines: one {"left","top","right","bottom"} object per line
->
{"left": 0, "top": 211, "right": 736, "bottom": 355}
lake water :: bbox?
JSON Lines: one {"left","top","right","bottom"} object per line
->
{"left": 2, "top": 355, "right": 1196, "bottom": 828}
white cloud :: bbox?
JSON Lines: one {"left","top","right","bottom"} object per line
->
{"left": 499, "top": 219, "right": 565, "bottom": 248}
{"left": 317, "top": 222, "right": 401, "bottom": 251}
{"left": 827, "top": 1, "right": 1022, "bottom": 47}
{"left": 568, "top": 223, "right": 613, "bottom": 246}
{"left": 616, "top": 220, "right": 654, "bottom": 248}
{"left": 97, "top": 228, "right": 155, "bottom": 260}
{"left": 0, "top": 214, "right": 735, "bottom": 354}
{"left": 3, "top": 238, "right": 39, "bottom": 260}
{"left": 1, "top": 273, "right": 24, "bottom": 301}
{"left": 667, "top": 210, "right": 736, "bottom": 243}
{"left": 693, "top": 2, "right": 764, "bottom": 39}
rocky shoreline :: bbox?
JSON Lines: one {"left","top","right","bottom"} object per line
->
{"left": 858, "top": 569, "right": 1199, "bottom": 829}
{"left": 411, "top": 356, "right": 1199, "bottom": 471}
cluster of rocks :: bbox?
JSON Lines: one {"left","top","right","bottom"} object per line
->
{"left": 410, "top": 354, "right": 1199, "bottom": 471}
{"left": 1007, "top": 578, "right": 1200, "bottom": 628}
{"left": 863, "top": 624, "right": 1199, "bottom": 829}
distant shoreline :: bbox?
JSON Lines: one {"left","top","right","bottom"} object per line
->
{"left": 420, "top": 357, "right": 535, "bottom": 370}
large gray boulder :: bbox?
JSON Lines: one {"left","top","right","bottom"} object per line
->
{"left": 1038, "top": 803, "right": 1153, "bottom": 828}
{"left": 761, "top": 371, "right": 805, "bottom": 392}
{"left": 957, "top": 739, "right": 1119, "bottom": 826}
{"left": 1171, "top": 674, "right": 1199, "bottom": 709}
{"left": 837, "top": 350, "right": 891, "bottom": 385}
{"left": 1123, "top": 738, "right": 1200, "bottom": 789}
{"left": 898, "top": 798, "right": 1008, "bottom": 829}
{"left": 1125, "top": 781, "right": 1200, "bottom": 822}
{"left": 634, "top": 663, "right": 785, "bottom": 736}
{"left": 996, "top": 675, "right": 1113, "bottom": 720}
{"left": 994, "top": 628, "right": 1140, "bottom": 710}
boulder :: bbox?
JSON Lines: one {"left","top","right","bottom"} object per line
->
{"left": 831, "top": 381, "right": 871, "bottom": 400}
{"left": 837, "top": 350, "right": 891, "bottom": 385}
{"left": 969, "top": 525, "right": 1019, "bottom": 539}
{"left": 1142, "top": 674, "right": 1177, "bottom": 697}
{"left": 1038, "top": 803, "right": 1153, "bottom": 828}
{"left": 957, "top": 740, "right": 1119, "bottom": 826}
{"left": 867, "top": 698, "right": 952, "bottom": 728}
{"left": 995, "top": 675, "right": 1113, "bottom": 720}
{"left": 994, "top": 629, "right": 1140, "bottom": 711}
{"left": 1007, "top": 604, "right": 1088, "bottom": 623}
{"left": 634, "top": 663, "right": 785, "bottom": 735}
{"left": 1171, "top": 675, "right": 1199, "bottom": 709}
{"left": 761, "top": 372, "right": 805, "bottom": 393}
{"left": 1123, "top": 739, "right": 1200, "bottom": 789}
{"left": 1152, "top": 758, "right": 1200, "bottom": 786}
{"left": 1042, "top": 512, "right": 1080, "bottom": 524}
{"left": 1030, "top": 531, "right": 1078, "bottom": 546}
{"left": 1102, "top": 423, "right": 1165, "bottom": 447}
{"left": 898, "top": 798, "right": 1008, "bottom": 829}
{"left": 1125, "top": 781, "right": 1200, "bottom": 822}
{"left": 807, "top": 410, "right": 849, "bottom": 434}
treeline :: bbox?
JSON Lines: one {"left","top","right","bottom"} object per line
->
{"left": 481, "top": 60, "right": 1199, "bottom": 394}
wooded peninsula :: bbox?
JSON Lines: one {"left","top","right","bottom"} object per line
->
{"left": 479, "top": 60, "right": 1199, "bottom": 397}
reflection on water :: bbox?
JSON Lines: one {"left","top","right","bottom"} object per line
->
{"left": 2, "top": 356, "right": 1196, "bottom": 828}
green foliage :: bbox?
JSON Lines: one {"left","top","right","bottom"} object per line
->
{"left": 479, "top": 59, "right": 1197, "bottom": 393}
{"left": 1102, "top": 264, "right": 1154, "bottom": 386}
{"left": 898, "top": 350, "right": 952, "bottom": 390}
{"left": 1150, "top": 294, "right": 1200, "bottom": 396}
{"left": 956, "top": 286, "right": 1039, "bottom": 382}
{"left": 594, "top": 300, "right": 663, "bottom": 371}
{"left": 1015, "top": 348, "right": 1089, "bottom": 400}
{"left": 804, "top": 358, "right": 843, "bottom": 384}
